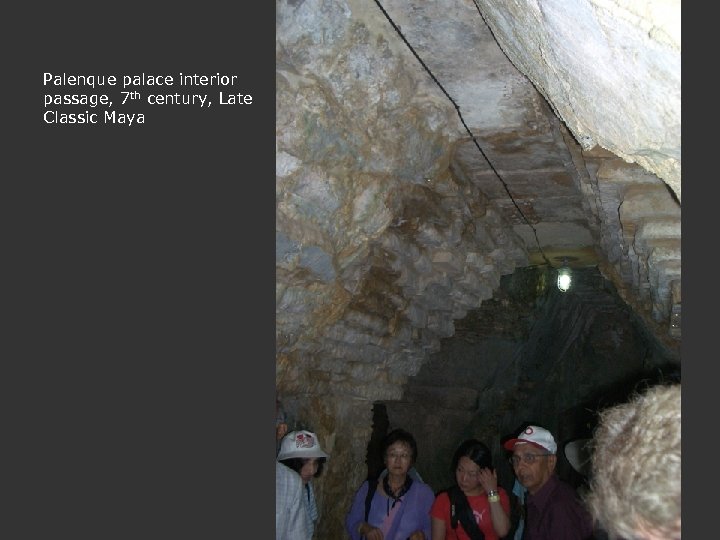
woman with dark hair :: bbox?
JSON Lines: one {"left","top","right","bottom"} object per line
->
{"left": 345, "top": 428, "right": 435, "bottom": 540}
{"left": 277, "top": 430, "right": 330, "bottom": 539}
{"left": 430, "top": 439, "right": 511, "bottom": 540}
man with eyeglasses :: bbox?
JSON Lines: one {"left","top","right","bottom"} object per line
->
{"left": 503, "top": 425, "right": 593, "bottom": 540}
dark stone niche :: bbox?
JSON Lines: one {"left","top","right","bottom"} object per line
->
{"left": 376, "top": 265, "right": 679, "bottom": 496}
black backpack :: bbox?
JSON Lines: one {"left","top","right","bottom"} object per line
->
{"left": 447, "top": 485, "right": 485, "bottom": 540}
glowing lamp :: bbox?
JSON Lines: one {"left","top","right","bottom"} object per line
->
{"left": 557, "top": 265, "right": 572, "bottom": 292}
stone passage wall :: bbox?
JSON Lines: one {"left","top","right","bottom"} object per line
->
{"left": 277, "top": 3, "right": 531, "bottom": 537}
{"left": 277, "top": 160, "right": 529, "bottom": 538}
{"left": 384, "top": 266, "right": 679, "bottom": 497}
{"left": 276, "top": 2, "right": 680, "bottom": 538}
{"left": 579, "top": 147, "right": 681, "bottom": 349}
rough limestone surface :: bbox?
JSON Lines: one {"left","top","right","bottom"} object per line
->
{"left": 276, "top": 1, "right": 680, "bottom": 537}
{"left": 277, "top": 1, "right": 532, "bottom": 536}
{"left": 476, "top": 0, "right": 681, "bottom": 200}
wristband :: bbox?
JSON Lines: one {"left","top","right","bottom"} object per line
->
{"left": 487, "top": 490, "right": 499, "bottom": 503}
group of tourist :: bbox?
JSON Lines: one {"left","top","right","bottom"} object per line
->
{"left": 276, "top": 382, "right": 680, "bottom": 540}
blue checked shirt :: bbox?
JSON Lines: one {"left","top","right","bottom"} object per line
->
{"left": 277, "top": 462, "right": 311, "bottom": 540}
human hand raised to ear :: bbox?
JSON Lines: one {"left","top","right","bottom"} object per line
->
{"left": 477, "top": 467, "right": 498, "bottom": 494}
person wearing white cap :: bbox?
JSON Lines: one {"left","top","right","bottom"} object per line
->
{"left": 278, "top": 430, "right": 330, "bottom": 539}
{"left": 503, "top": 425, "right": 593, "bottom": 540}
{"left": 275, "top": 402, "right": 310, "bottom": 540}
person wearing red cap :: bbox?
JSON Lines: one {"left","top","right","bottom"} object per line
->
{"left": 504, "top": 425, "right": 593, "bottom": 540}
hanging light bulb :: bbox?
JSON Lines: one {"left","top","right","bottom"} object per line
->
{"left": 557, "top": 260, "right": 572, "bottom": 292}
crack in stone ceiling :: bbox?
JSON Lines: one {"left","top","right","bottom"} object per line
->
{"left": 276, "top": 0, "right": 681, "bottom": 376}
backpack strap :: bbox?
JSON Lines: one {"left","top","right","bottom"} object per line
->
{"left": 364, "top": 478, "right": 379, "bottom": 522}
{"left": 448, "top": 485, "right": 485, "bottom": 540}
{"left": 449, "top": 485, "right": 459, "bottom": 530}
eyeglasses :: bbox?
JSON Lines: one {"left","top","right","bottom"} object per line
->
{"left": 509, "top": 453, "right": 552, "bottom": 466}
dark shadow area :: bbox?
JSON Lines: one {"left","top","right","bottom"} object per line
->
{"left": 380, "top": 265, "right": 680, "bottom": 497}
{"left": 365, "top": 402, "right": 390, "bottom": 482}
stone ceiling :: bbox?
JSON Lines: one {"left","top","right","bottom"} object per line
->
{"left": 276, "top": 1, "right": 680, "bottom": 534}
{"left": 277, "top": 0, "right": 680, "bottom": 384}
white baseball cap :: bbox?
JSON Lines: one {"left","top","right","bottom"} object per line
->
{"left": 277, "top": 430, "right": 329, "bottom": 460}
{"left": 503, "top": 425, "right": 557, "bottom": 454}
